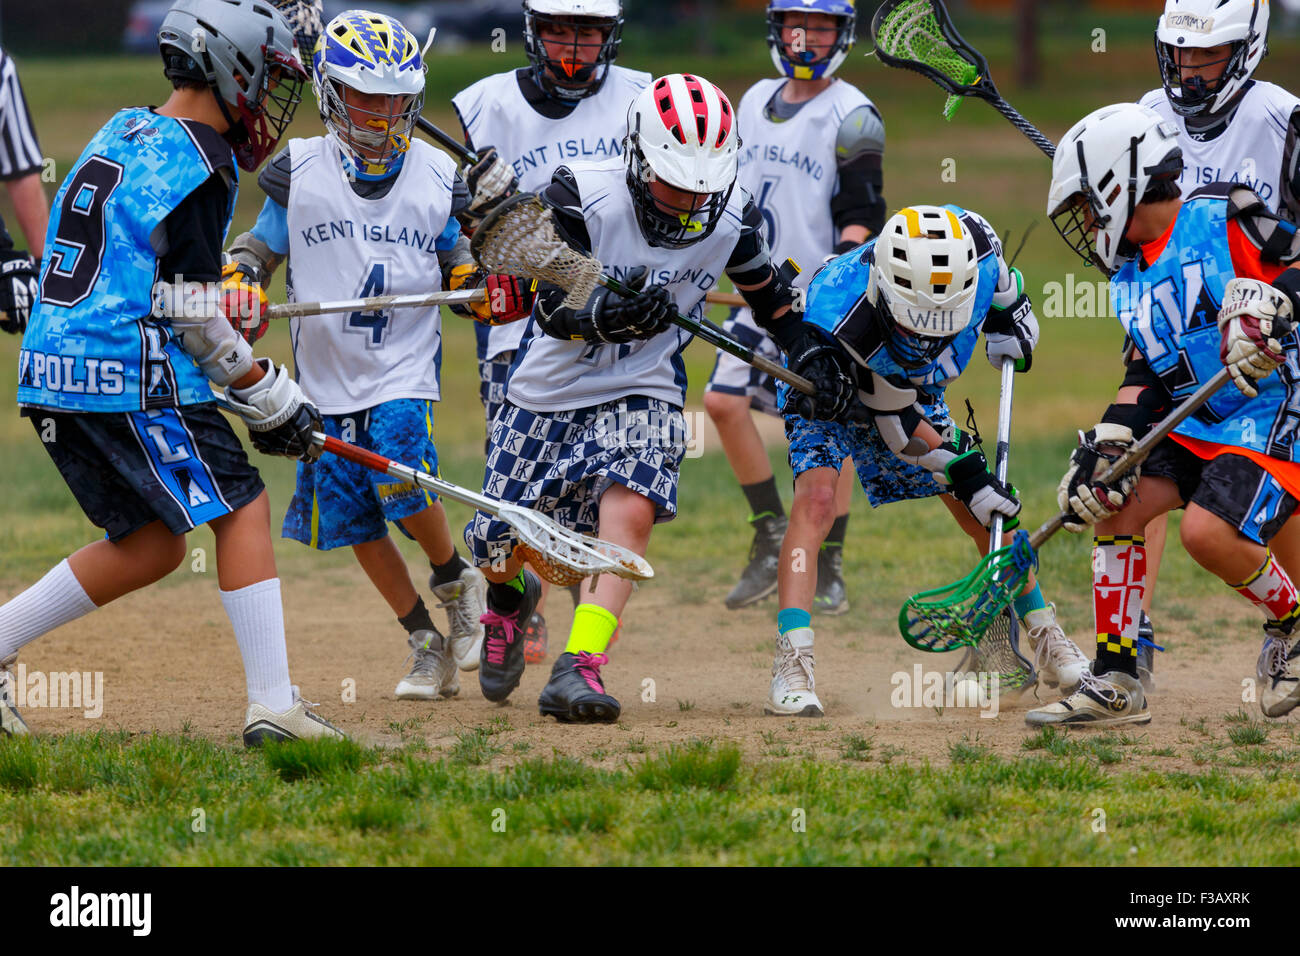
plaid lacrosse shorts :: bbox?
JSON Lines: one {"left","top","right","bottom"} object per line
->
{"left": 464, "top": 397, "right": 687, "bottom": 568}
{"left": 785, "top": 396, "right": 954, "bottom": 507}
{"left": 704, "top": 307, "right": 781, "bottom": 417}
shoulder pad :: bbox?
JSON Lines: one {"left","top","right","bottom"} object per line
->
{"left": 959, "top": 210, "right": 998, "bottom": 259}
{"left": 836, "top": 104, "right": 885, "bottom": 163}
{"left": 1189, "top": 181, "right": 1237, "bottom": 202}
{"left": 257, "top": 147, "right": 293, "bottom": 208}
{"left": 1226, "top": 184, "right": 1300, "bottom": 264}
{"left": 177, "top": 118, "right": 235, "bottom": 175}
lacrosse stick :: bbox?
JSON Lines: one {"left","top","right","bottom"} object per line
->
{"left": 265, "top": 288, "right": 485, "bottom": 320}
{"left": 417, "top": 116, "right": 479, "bottom": 166}
{"left": 470, "top": 192, "right": 817, "bottom": 396}
{"left": 900, "top": 366, "right": 1235, "bottom": 652}
{"left": 947, "top": 356, "right": 1036, "bottom": 690}
{"left": 870, "top": 0, "right": 1057, "bottom": 159}
{"left": 209, "top": 393, "right": 653, "bottom": 586}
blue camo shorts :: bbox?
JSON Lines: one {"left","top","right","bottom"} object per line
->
{"left": 785, "top": 398, "right": 954, "bottom": 507}
{"left": 465, "top": 397, "right": 685, "bottom": 568}
{"left": 283, "top": 398, "right": 440, "bottom": 550}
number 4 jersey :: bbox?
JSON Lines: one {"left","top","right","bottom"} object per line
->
{"left": 19, "top": 108, "right": 237, "bottom": 412}
{"left": 282, "top": 136, "right": 459, "bottom": 414}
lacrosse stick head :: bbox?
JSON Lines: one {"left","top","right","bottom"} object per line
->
{"left": 499, "top": 503, "right": 654, "bottom": 586}
{"left": 471, "top": 192, "right": 604, "bottom": 309}
{"left": 899, "top": 529, "right": 1036, "bottom": 652}
{"left": 870, "top": 0, "right": 992, "bottom": 119}
{"left": 964, "top": 609, "right": 1036, "bottom": 692}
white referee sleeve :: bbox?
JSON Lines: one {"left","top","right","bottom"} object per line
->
{"left": 0, "top": 50, "right": 43, "bottom": 181}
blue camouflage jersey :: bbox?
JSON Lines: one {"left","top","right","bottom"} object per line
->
{"left": 1112, "top": 183, "right": 1300, "bottom": 461}
{"left": 18, "top": 108, "right": 236, "bottom": 412}
{"left": 801, "top": 204, "right": 1002, "bottom": 396}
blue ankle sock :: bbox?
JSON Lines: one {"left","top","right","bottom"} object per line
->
{"left": 777, "top": 608, "right": 811, "bottom": 635}
{"left": 1013, "top": 583, "right": 1046, "bottom": 620}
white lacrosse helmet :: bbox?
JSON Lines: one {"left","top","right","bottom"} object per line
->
{"left": 625, "top": 73, "right": 739, "bottom": 249}
{"left": 1047, "top": 103, "right": 1184, "bottom": 276}
{"left": 1156, "top": 0, "right": 1269, "bottom": 118}
{"left": 868, "top": 205, "right": 980, "bottom": 370}
{"left": 524, "top": 0, "right": 624, "bottom": 102}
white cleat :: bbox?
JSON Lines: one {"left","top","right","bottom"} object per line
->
{"left": 243, "top": 687, "right": 345, "bottom": 747}
{"left": 1024, "top": 603, "right": 1090, "bottom": 692}
{"left": 395, "top": 629, "right": 460, "bottom": 701}
{"left": 0, "top": 656, "right": 29, "bottom": 737}
{"left": 432, "top": 566, "right": 487, "bottom": 671}
{"left": 1257, "top": 625, "right": 1300, "bottom": 718}
{"left": 1025, "top": 666, "right": 1150, "bottom": 728}
{"left": 764, "top": 628, "right": 824, "bottom": 717}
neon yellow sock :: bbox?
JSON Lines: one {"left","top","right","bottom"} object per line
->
{"left": 565, "top": 604, "right": 619, "bottom": 656}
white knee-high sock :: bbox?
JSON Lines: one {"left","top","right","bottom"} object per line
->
{"left": 0, "top": 559, "right": 98, "bottom": 661}
{"left": 220, "top": 579, "right": 293, "bottom": 713}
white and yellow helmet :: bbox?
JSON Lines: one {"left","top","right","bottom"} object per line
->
{"left": 868, "top": 205, "right": 979, "bottom": 368}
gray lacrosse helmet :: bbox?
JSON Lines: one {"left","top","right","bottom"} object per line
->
{"left": 158, "top": 0, "right": 308, "bottom": 171}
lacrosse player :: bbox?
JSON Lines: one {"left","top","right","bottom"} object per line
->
{"left": 1130, "top": 0, "right": 1300, "bottom": 689}
{"left": 0, "top": 47, "right": 48, "bottom": 341}
{"left": 451, "top": 0, "right": 650, "bottom": 663}
{"left": 224, "top": 10, "right": 495, "bottom": 702}
{"left": 465, "top": 73, "right": 826, "bottom": 723}
{"left": 1036, "top": 102, "right": 1300, "bottom": 726}
{"left": 766, "top": 204, "right": 1088, "bottom": 716}
{"left": 704, "top": 0, "right": 885, "bottom": 615}
{"left": 0, "top": 0, "right": 342, "bottom": 743}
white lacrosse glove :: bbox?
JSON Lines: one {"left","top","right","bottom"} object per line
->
{"left": 1057, "top": 423, "right": 1138, "bottom": 531}
{"left": 984, "top": 267, "right": 1039, "bottom": 372}
{"left": 1218, "top": 277, "right": 1294, "bottom": 399}
{"left": 224, "top": 359, "right": 323, "bottom": 462}
{"left": 466, "top": 146, "right": 518, "bottom": 217}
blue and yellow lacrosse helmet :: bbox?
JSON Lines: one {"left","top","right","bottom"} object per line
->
{"left": 312, "top": 9, "right": 426, "bottom": 176}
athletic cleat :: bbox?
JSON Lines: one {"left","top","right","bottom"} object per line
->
{"left": 1023, "top": 603, "right": 1089, "bottom": 691}
{"left": 394, "top": 628, "right": 460, "bottom": 700}
{"left": 764, "top": 627, "right": 824, "bottom": 717}
{"left": 1136, "top": 611, "right": 1159, "bottom": 694}
{"left": 725, "top": 513, "right": 787, "bottom": 609}
{"left": 478, "top": 570, "right": 541, "bottom": 703}
{"left": 538, "top": 651, "right": 621, "bottom": 723}
{"left": 432, "top": 566, "right": 487, "bottom": 671}
{"left": 0, "top": 656, "right": 29, "bottom": 737}
{"left": 1257, "top": 622, "right": 1300, "bottom": 718}
{"left": 1024, "top": 665, "right": 1150, "bottom": 728}
{"left": 813, "top": 547, "right": 848, "bottom": 615}
{"left": 242, "top": 687, "right": 346, "bottom": 747}
{"left": 523, "top": 611, "right": 548, "bottom": 664}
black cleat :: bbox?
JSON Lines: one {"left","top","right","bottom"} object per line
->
{"left": 538, "top": 652, "right": 621, "bottom": 723}
{"left": 813, "top": 547, "right": 848, "bottom": 615}
{"left": 479, "top": 570, "right": 541, "bottom": 702}
{"left": 725, "top": 513, "right": 787, "bottom": 609}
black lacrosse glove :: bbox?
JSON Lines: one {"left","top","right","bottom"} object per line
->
{"left": 945, "top": 445, "right": 1022, "bottom": 531}
{"left": 589, "top": 266, "right": 673, "bottom": 343}
{"left": 0, "top": 249, "right": 38, "bottom": 334}
{"left": 781, "top": 326, "right": 864, "bottom": 423}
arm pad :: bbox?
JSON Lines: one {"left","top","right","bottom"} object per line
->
{"left": 154, "top": 281, "right": 255, "bottom": 386}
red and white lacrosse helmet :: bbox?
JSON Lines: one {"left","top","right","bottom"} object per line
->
{"left": 625, "top": 73, "right": 739, "bottom": 249}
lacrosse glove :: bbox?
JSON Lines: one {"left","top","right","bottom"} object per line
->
{"left": 1218, "top": 276, "right": 1295, "bottom": 398}
{"left": 943, "top": 438, "right": 1022, "bottom": 530}
{"left": 984, "top": 267, "right": 1039, "bottom": 372}
{"left": 781, "top": 326, "right": 864, "bottom": 423}
{"left": 466, "top": 146, "right": 518, "bottom": 218}
{"left": 224, "top": 359, "right": 323, "bottom": 462}
{"left": 0, "top": 249, "right": 38, "bottom": 334}
{"left": 1058, "top": 423, "right": 1138, "bottom": 531}
{"left": 220, "top": 260, "right": 269, "bottom": 344}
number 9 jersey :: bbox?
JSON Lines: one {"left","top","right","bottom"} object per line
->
{"left": 18, "top": 108, "right": 237, "bottom": 412}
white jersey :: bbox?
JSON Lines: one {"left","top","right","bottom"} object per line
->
{"left": 506, "top": 159, "right": 746, "bottom": 412}
{"left": 284, "top": 137, "right": 458, "bottom": 414}
{"left": 453, "top": 66, "right": 651, "bottom": 358}
{"left": 1139, "top": 81, "right": 1300, "bottom": 215}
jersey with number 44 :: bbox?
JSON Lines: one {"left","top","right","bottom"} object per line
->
{"left": 284, "top": 137, "right": 458, "bottom": 414}
{"left": 1111, "top": 184, "right": 1300, "bottom": 461}
{"left": 18, "top": 108, "right": 237, "bottom": 412}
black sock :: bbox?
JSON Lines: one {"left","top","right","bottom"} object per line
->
{"left": 398, "top": 596, "right": 436, "bottom": 635}
{"left": 1095, "top": 640, "right": 1138, "bottom": 679}
{"left": 429, "top": 550, "right": 469, "bottom": 586}
{"left": 741, "top": 477, "right": 784, "bottom": 521}
{"left": 823, "top": 514, "right": 849, "bottom": 552}
{"left": 488, "top": 571, "right": 527, "bottom": 613}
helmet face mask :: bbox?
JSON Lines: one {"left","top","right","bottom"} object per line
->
{"left": 766, "top": 0, "right": 856, "bottom": 81}
{"left": 523, "top": 2, "right": 624, "bottom": 102}
{"left": 624, "top": 74, "right": 739, "bottom": 250}
{"left": 313, "top": 11, "right": 426, "bottom": 177}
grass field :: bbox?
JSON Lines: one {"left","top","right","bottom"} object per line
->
{"left": 3, "top": 16, "right": 1300, "bottom": 867}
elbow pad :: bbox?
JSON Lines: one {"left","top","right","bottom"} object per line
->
{"left": 154, "top": 282, "right": 255, "bottom": 387}
{"left": 743, "top": 258, "right": 803, "bottom": 335}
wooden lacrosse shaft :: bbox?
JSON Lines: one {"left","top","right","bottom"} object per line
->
{"left": 597, "top": 274, "right": 815, "bottom": 395}
{"left": 1028, "top": 366, "right": 1233, "bottom": 548}
{"left": 705, "top": 291, "right": 745, "bottom": 307}
{"left": 266, "top": 289, "right": 485, "bottom": 320}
